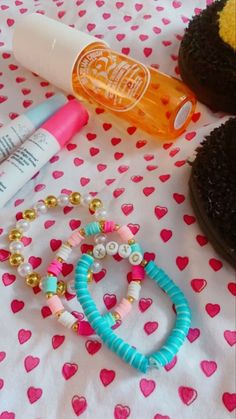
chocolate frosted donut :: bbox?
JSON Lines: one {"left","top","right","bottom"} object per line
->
{"left": 178, "top": 0, "right": 236, "bottom": 114}
{"left": 189, "top": 118, "right": 236, "bottom": 268}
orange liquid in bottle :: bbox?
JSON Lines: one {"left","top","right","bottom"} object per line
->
{"left": 72, "top": 42, "right": 196, "bottom": 139}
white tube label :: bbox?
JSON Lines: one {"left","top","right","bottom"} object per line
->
{"left": 0, "top": 128, "right": 59, "bottom": 208}
{"left": 0, "top": 114, "right": 35, "bottom": 162}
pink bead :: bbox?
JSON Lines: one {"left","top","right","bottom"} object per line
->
{"left": 67, "top": 230, "right": 84, "bottom": 247}
{"left": 104, "top": 221, "right": 116, "bottom": 233}
{"left": 115, "top": 298, "right": 132, "bottom": 319}
{"left": 77, "top": 321, "right": 95, "bottom": 336}
{"left": 117, "top": 225, "right": 134, "bottom": 242}
{"left": 132, "top": 265, "right": 145, "bottom": 281}
{"left": 47, "top": 259, "right": 63, "bottom": 276}
{"left": 47, "top": 295, "right": 64, "bottom": 314}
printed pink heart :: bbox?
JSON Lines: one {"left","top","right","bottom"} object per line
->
{"left": 7, "top": 19, "right": 15, "bottom": 27}
{"left": 159, "top": 174, "right": 170, "bottom": 182}
{"left": 103, "top": 123, "right": 112, "bottom": 131}
{"left": 18, "top": 329, "right": 32, "bottom": 344}
{"left": 50, "top": 155, "right": 59, "bottom": 164}
{"left": 121, "top": 204, "right": 134, "bottom": 216}
{"left": 139, "top": 379, "right": 156, "bottom": 397}
{"left": 78, "top": 10, "right": 86, "bottom": 17}
{"left": 96, "top": 0, "right": 104, "bottom": 7}
{"left": 185, "top": 131, "right": 196, "bottom": 141}
{"left": 139, "top": 34, "right": 149, "bottom": 41}
{"left": 136, "top": 140, "right": 147, "bottom": 148}
{"left": 143, "top": 187, "right": 155, "bottom": 196}
{"left": 200, "top": 360, "right": 217, "bottom": 377}
{"left": 191, "top": 278, "right": 207, "bottom": 293}
{"left": 144, "top": 321, "right": 158, "bottom": 335}
{"left": 154, "top": 206, "right": 168, "bottom": 220}
{"left": 80, "top": 177, "right": 90, "bottom": 186}
{"left": 44, "top": 220, "right": 55, "bottom": 229}
{"left": 164, "top": 356, "right": 177, "bottom": 371}
{"left": 100, "top": 369, "right": 115, "bottom": 387}
{"left": 50, "top": 239, "right": 62, "bottom": 251}
{"left": 196, "top": 235, "right": 208, "bottom": 246}
{"left": 139, "top": 298, "right": 153, "bottom": 312}
{"left": 172, "top": 0, "right": 182, "bottom": 8}
{"left": 103, "top": 294, "right": 117, "bottom": 309}
{"left": 0, "top": 96, "right": 7, "bottom": 104}
{"left": 118, "top": 166, "right": 129, "bottom": 175}
{"left": 90, "top": 147, "right": 100, "bottom": 156}
{"left": 0, "top": 379, "right": 4, "bottom": 390}
{"left": 85, "top": 340, "right": 102, "bottom": 355}
{"left": 93, "top": 269, "right": 106, "bottom": 283}
{"left": 222, "top": 393, "right": 236, "bottom": 412}
{"left": 34, "top": 183, "right": 45, "bottom": 192}
{"left": 21, "top": 237, "right": 32, "bottom": 247}
{"left": 154, "top": 414, "right": 170, "bottom": 419}
{"left": 58, "top": 10, "right": 66, "bottom": 18}
{"left": 28, "top": 256, "right": 42, "bottom": 269}
{"left": 41, "top": 306, "right": 52, "bottom": 318}
{"left": 0, "top": 412, "right": 15, "bottom": 419}
{"left": 173, "top": 193, "right": 185, "bottom": 204}
{"left": 127, "top": 223, "right": 140, "bottom": 235}
{"left": 72, "top": 395, "right": 87, "bottom": 416}
{"left": 113, "top": 188, "right": 125, "bottom": 198}
{"left": 0, "top": 352, "right": 6, "bottom": 363}
{"left": 111, "top": 137, "right": 121, "bottom": 146}
{"left": 160, "top": 229, "right": 172, "bottom": 242}
{"left": 0, "top": 249, "right": 10, "bottom": 262}
{"left": 143, "top": 48, "right": 152, "bottom": 57}
{"left": 74, "top": 157, "right": 84, "bottom": 166}
{"left": 67, "top": 143, "right": 77, "bottom": 151}
{"left": 24, "top": 356, "right": 40, "bottom": 372}
{"left": 27, "top": 387, "right": 42, "bottom": 404}
{"left": 169, "top": 147, "right": 179, "bottom": 157}
{"left": 97, "top": 164, "right": 107, "bottom": 172}
{"left": 153, "top": 26, "right": 161, "bottom": 34}
{"left": 69, "top": 219, "right": 81, "bottom": 231}
{"left": 23, "top": 100, "right": 32, "bottom": 108}
{"left": 116, "top": 2, "right": 124, "bottom": 8}
{"left": 61, "top": 263, "right": 74, "bottom": 277}
{"left": 52, "top": 170, "right": 64, "bottom": 179}
{"left": 62, "top": 362, "right": 78, "bottom": 380}
{"left": 228, "top": 283, "right": 236, "bottom": 296}
{"left": 2, "top": 273, "right": 16, "bottom": 286}
{"left": 87, "top": 23, "right": 96, "bottom": 32}
{"left": 105, "top": 178, "right": 115, "bottom": 186}
{"left": 103, "top": 12, "right": 111, "bottom": 19}
{"left": 209, "top": 258, "right": 223, "bottom": 271}
{"left": 187, "top": 328, "right": 200, "bottom": 343}
{"left": 181, "top": 15, "right": 190, "bottom": 23}
{"left": 183, "top": 214, "right": 196, "bottom": 225}
{"left": 176, "top": 256, "right": 189, "bottom": 271}
{"left": 175, "top": 160, "right": 186, "bottom": 167}
{"left": 11, "top": 299, "right": 24, "bottom": 313}
{"left": 135, "top": 3, "right": 143, "bottom": 11}
{"left": 178, "top": 386, "right": 197, "bottom": 405}
{"left": 162, "top": 18, "right": 171, "bottom": 25}
{"left": 131, "top": 175, "right": 143, "bottom": 183}
{"left": 2, "top": 52, "right": 11, "bottom": 59}
{"left": 144, "top": 252, "right": 156, "bottom": 262}
{"left": 21, "top": 88, "right": 31, "bottom": 95}
{"left": 52, "top": 335, "right": 65, "bottom": 349}
{"left": 116, "top": 34, "right": 125, "bottom": 41}
{"left": 114, "top": 404, "right": 130, "bottom": 419}
{"left": 205, "top": 303, "right": 220, "bottom": 317}
{"left": 224, "top": 330, "right": 236, "bottom": 346}
{"left": 191, "top": 112, "right": 201, "bottom": 123}
{"left": 114, "top": 152, "right": 124, "bottom": 160}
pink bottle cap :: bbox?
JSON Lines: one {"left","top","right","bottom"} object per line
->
{"left": 41, "top": 99, "right": 89, "bottom": 147}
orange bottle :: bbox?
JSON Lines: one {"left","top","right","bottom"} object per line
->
{"left": 13, "top": 14, "right": 196, "bottom": 140}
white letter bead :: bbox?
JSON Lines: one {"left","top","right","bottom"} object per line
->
{"left": 118, "top": 243, "right": 131, "bottom": 258}
{"left": 93, "top": 244, "right": 106, "bottom": 259}
{"left": 129, "top": 251, "right": 143, "bottom": 265}
{"left": 56, "top": 244, "right": 72, "bottom": 261}
{"left": 58, "top": 311, "right": 76, "bottom": 328}
{"left": 127, "top": 281, "right": 141, "bottom": 300}
{"left": 106, "top": 241, "right": 119, "bottom": 256}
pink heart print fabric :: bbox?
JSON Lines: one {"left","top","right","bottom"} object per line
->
{"left": 0, "top": 0, "right": 235, "bottom": 418}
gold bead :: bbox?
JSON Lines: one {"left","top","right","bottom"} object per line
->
{"left": 69, "top": 192, "right": 81, "bottom": 205}
{"left": 46, "top": 292, "right": 55, "bottom": 299}
{"left": 87, "top": 250, "right": 93, "bottom": 256}
{"left": 44, "top": 195, "right": 58, "bottom": 208}
{"left": 8, "top": 229, "right": 22, "bottom": 241}
{"left": 141, "top": 259, "right": 148, "bottom": 267}
{"left": 65, "top": 241, "right": 73, "bottom": 248}
{"left": 79, "top": 228, "right": 85, "bottom": 237}
{"left": 128, "top": 239, "right": 135, "bottom": 245}
{"left": 126, "top": 296, "right": 135, "bottom": 303}
{"left": 87, "top": 271, "right": 93, "bottom": 283}
{"left": 57, "top": 280, "right": 66, "bottom": 296}
{"left": 89, "top": 198, "right": 103, "bottom": 212}
{"left": 113, "top": 311, "right": 121, "bottom": 321}
{"left": 115, "top": 224, "right": 120, "bottom": 231}
{"left": 22, "top": 208, "right": 37, "bottom": 221}
{"left": 25, "top": 272, "right": 41, "bottom": 287}
{"left": 99, "top": 220, "right": 105, "bottom": 232}
{"left": 55, "top": 310, "right": 64, "bottom": 318}
{"left": 134, "top": 280, "right": 141, "bottom": 285}
{"left": 72, "top": 322, "right": 78, "bottom": 332}
{"left": 9, "top": 253, "right": 24, "bottom": 266}
{"left": 57, "top": 256, "right": 64, "bottom": 263}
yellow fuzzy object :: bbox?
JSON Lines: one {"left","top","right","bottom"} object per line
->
{"left": 219, "top": 0, "right": 236, "bottom": 49}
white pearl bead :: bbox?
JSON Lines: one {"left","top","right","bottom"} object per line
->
{"left": 129, "top": 251, "right": 143, "bottom": 266}
{"left": 67, "top": 279, "right": 76, "bottom": 295}
{"left": 57, "top": 194, "right": 69, "bottom": 207}
{"left": 9, "top": 240, "right": 24, "bottom": 253}
{"left": 93, "top": 244, "right": 106, "bottom": 259}
{"left": 17, "top": 262, "right": 33, "bottom": 277}
{"left": 91, "top": 260, "right": 102, "bottom": 273}
{"left": 81, "top": 194, "right": 93, "bottom": 206}
{"left": 118, "top": 243, "right": 131, "bottom": 258}
{"left": 15, "top": 219, "right": 30, "bottom": 232}
{"left": 34, "top": 201, "right": 47, "bottom": 214}
{"left": 95, "top": 208, "right": 107, "bottom": 221}
{"left": 94, "top": 233, "right": 107, "bottom": 245}
{"left": 106, "top": 241, "right": 119, "bottom": 256}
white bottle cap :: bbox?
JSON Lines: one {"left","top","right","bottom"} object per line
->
{"left": 13, "top": 13, "right": 108, "bottom": 94}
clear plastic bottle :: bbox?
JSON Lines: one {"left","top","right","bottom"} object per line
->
{"left": 13, "top": 14, "right": 196, "bottom": 140}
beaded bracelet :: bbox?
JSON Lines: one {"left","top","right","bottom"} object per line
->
{"left": 43, "top": 220, "right": 145, "bottom": 335}
{"left": 75, "top": 253, "right": 191, "bottom": 373}
{"left": 7, "top": 191, "right": 106, "bottom": 289}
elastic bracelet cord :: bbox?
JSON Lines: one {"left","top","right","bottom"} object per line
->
{"left": 75, "top": 254, "right": 191, "bottom": 373}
